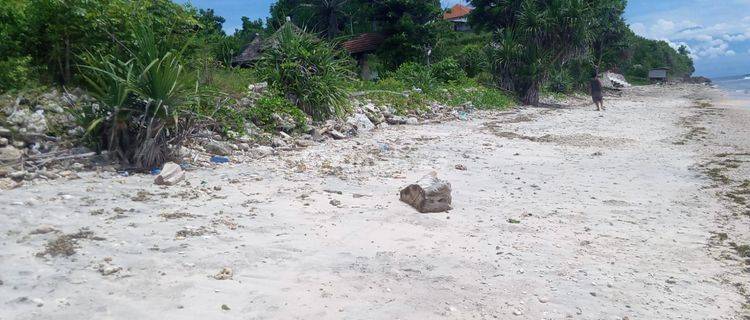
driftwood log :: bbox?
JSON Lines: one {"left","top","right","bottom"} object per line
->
{"left": 154, "top": 162, "right": 185, "bottom": 186}
{"left": 400, "top": 172, "right": 452, "bottom": 213}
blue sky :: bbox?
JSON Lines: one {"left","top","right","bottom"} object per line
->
{"left": 178, "top": 0, "right": 750, "bottom": 77}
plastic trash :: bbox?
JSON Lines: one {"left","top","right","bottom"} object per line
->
{"left": 150, "top": 168, "right": 161, "bottom": 175}
{"left": 210, "top": 156, "right": 230, "bottom": 164}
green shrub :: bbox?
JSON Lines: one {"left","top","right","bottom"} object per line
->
{"left": 436, "top": 79, "right": 514, "bottom": 110}
{"left": 393, "top": 62, "right": 434, "bottom": 91}
{"left": 431, "top": 58, "right": 466, "bottom": 83}
{"left": 78, "top": 27, "right": 198, "bottom": 169}
{"left": 257, "top": 23, "right": 354, "bottom": 121}
{"left": 0, "top": 56, "right": 34, "bottom": 92}
{"left": 546, "top": 68, "right": 574, "bottom": 93}
{"left": 458, "top": 45, "right": 487, "bottom": 78}
{"left": 247, "top": 93, "right": 307, "bottom": 131}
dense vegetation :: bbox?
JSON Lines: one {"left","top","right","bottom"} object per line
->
{"left": 0, "top": 0, "right": 694, "bottom": 168}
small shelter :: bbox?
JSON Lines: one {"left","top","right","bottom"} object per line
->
{"left": 342, "top": 33, "right": 385, "bottom": 80}
{"left": 443, "top": 4, "right": 473, "bottom": 32}
{"left": 231, "top": 34, "right": 264, "bottom": 67}
{"left": 648, "top": 67, "right": 670, "bottom": 83}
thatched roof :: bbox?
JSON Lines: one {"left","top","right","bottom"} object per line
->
{"left": 342, "top": 33, "right": 385, "bottom": 55}
{"left": 231, "top": 34, "right": 264, "bottom": 67}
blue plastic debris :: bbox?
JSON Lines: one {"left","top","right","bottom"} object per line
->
{"left": 150, "top": 168, "right": 161, "bottom": 175}
{"left": 210, "top": 156, "right": 230, "bottom": 164}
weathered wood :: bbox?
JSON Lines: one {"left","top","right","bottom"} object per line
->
{"left": 400, "top": 172, "right": 452, "bottom": 213}
{"left": 154, "top": 162, "right": 185, "bottom": 186}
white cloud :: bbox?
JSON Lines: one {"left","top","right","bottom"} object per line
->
{"left": 630, "top": 17, "right": 747, "bottom": 60}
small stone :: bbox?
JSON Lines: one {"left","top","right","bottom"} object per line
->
{"left": 204, "top": 141, "right": 232, "bottom": 156}
{"left": 0, "top": 137, "right": 8, "bottom": 147}
{"left": 406, "top": 117, "right": 419, "bottom": 125}
{"left": 30, "top": 225, "right": 58, "bottom": 235}
{"left": 328, "top": 129, "right": 347, "bottom": 140}
{"left": 346, "top": 113, "right": 375, "bottom": 133}
{"left": 0, "top": 146, "right": 23, "bottom": 164}
{"left": 329, "top": 199, "right": 342, "bottom": 207}
{"left": 9, "top": 170, "right": 26, "bottom": 181}
{"left": 221, "top": 304, "right": 230, "bottom": 311}
{"left": 454, "top": 164, "right": 467, "bottom": 171}
{"left": 213, "top": 267, "right": 233, "bottom": 280}
{"left": 71, "top": 162, "right": 85, "bottom": 171}
{"left": 513, "top": 309, "right": 523, "bottom": 316}
{"left": 538, "top": 297, "right": 549, "bottom": 303}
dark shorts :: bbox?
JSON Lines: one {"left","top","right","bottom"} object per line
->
{"left": 592, "top": 95, "right": 603, "bottom": 103}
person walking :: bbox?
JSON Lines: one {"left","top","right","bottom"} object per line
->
{"left": 590, "top": 72, "right": 604, "bottom": 111}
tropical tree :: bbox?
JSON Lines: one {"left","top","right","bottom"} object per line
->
{"left": 301, "top": 0, "right": 351, "bottom": 39}
{"left": 372, "top": 0, "right": 442, "bottom": 69}
{"left": 469, "top": 0, "right": 594, "bottom": 105}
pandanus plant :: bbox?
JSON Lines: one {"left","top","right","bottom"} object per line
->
{"left": 470, "top": 0, "right": 593, "bottom": 105}
{"left": 78, "top": 27, "right": 197, "bottom": 169}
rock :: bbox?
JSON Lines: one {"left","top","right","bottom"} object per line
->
{"left": 0, "top": 127, "right": 11, "bottom": 137}
{"left": 248, "top": 82, "right": 268, "bottom": 93}
{"left": 249, "top": 146, "right": 274, "bottom": 158}
{"left": 328, "top": 129, "right": 347, "bottom": 140}
{"left": 329, "top": 199, "right": 342, "bottom": 207}
{"left": 399, "top": 172, "right": 452, "bottom": 213}
{"left": 386, "top": 116, "right": 409, "bottom": 125}
{"left": 363, "top": 103, "right": 385, "bottom": 124}
{"left": 98, "top": 264, "right": 122, "bottom": 276}
{"left": 204, "top": 141, "right": 232, "bottom": 156}
{"left": 12, "top": 140, "right": 25, "bottom": 148}
{"left": 271, "top": 138, "right": 288, "bottom": 148}
{"left": 0, "top": 178, "right": 20, "bottom": 190}
{"left": 455, "top": 164, "right": 467, "bottom": 171}
{"left": 0, "top": 137, "right": 7, "bottom": 147}
{"left": 30, "top": 225, "right": 58, "bottom": 235}
{"left": 272, "top": 113, "right": 297, "bottom": 132}
{"left": 8, "top": 170, "right": 26, "bottom": 181}
{"left": 7, "top": 109, "right": 47, "bottom": 135}
{"left": 154, "top": 162, "right": 185, "bottom": 186}
{"left": 406, "top": 117, "right": 419, "bottom": 125}
{"left": 0, "top": 146, "right": 23, "bottom": 164}
{"left": 213, "top": 267, "right": 233, "bottom": 280}
{"left": 346, "top": 113, "right": 375, "bottom": 133}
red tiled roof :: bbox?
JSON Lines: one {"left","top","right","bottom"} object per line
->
{"left": 443, "top": 4, "right": 472, "bottom": 20}
{"left": 342, "top": 33, "right": 385, "bottom": 55}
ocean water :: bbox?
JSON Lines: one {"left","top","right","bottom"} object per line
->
{"left": 713, "top": 74, "right": 750, "bottom": 98}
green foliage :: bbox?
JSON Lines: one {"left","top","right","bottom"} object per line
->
{"left": 355, "top": 77, "right": 513, "bottom": 114}
{"left": 546, "top": 67, "right": 574, "bottom": 93}
{"left": 0, "top": 56, "right": 35, "bottom": 92}
{"left": 77, "top": 26, "right": 198, "bottom": 169}
{"left": 247, "top": 94, "right": 308, "bottom": 131}
{"left": 470, "top": 0, "right": 594, "bottom": 105}
{"left": 431, "top": 58, "right": 466, "bottom": 83}
{"left": 373, "top": 0, "right": 442, "bottom": 69}
{"left": 256, "top": 23, "right": 354, "bottom": 120}
{"left": 392, "top": 62, "right": 434, "bottom": 91}
{"left": 458, "top": 44, "right": 488, "bottom": 78}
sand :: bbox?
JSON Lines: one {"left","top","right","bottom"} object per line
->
{"left": 1, "top": 84, "right": 749, "bottom": 319}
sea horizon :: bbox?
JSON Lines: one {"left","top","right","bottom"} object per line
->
{"left": 712, "top": 73, "right": 750, "bottom": 101}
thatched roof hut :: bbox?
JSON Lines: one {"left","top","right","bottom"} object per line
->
{"left": 231, "top": 34, "right": 264, "bottom": 67}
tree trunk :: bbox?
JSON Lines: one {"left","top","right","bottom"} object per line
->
{"left": 522, "top": 82, "right": 540, "bottom": 106}
{"left": 63, "top": 35, "right": 72, "bottom": 84}
{"left": 327, "top": 12, "right": 338, "bottom": 39}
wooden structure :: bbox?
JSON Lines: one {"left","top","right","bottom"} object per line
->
{"left": 648, "top": 67, "right": 670, "bottom": 83}
{"left": 443, "top": 4, "right": 473, "bottom": 32}
{"left": 342, "top": 33, "right": 385, "bottom": 80}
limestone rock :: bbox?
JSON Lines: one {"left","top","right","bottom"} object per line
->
{"left": 154, "top": 162, "right": 184, "bottom": 186}
{"left": 386, "top": 116, "right": 409, "bottom": 125}
{"left": 0, "top": 146, "right": 23, "bottom": 165}
{"left": 204, "top": 141, "right": 232, "bottom": 156}
{"left": 346, "top": 113, "right": 375, "bottom": 133}
{"left": 400, "top": 172, "right": 452, "bottom": 213}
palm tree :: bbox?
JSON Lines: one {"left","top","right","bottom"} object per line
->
{"left": 470, "top": 0, "right": 594, "bottom": 105}
{"left": 301, "top": 0, "right": 350, "bottom": 39}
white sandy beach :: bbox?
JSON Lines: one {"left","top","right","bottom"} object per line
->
{"left": 1, "top": 84, "right": 749, "bottom": 319}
